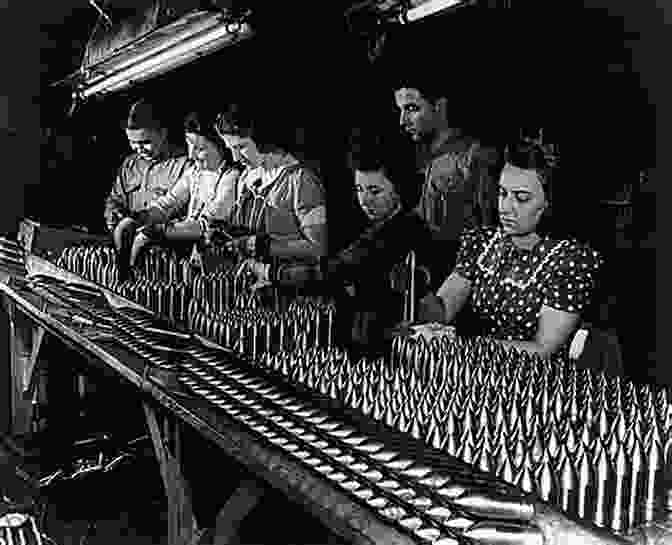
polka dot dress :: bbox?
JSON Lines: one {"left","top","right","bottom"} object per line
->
{"left": 454, "top": 227, "right": 603, "bottom": 342}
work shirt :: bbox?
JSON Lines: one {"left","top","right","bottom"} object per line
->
{"left": 415, "top": 133, "right": 500, "bottom": 287}
{"left": 104, "top": 145, "right": 190, "bottom": 231}
{"left": 230, "top": 153, "right": 328, "bottom": 260}
{"left": 150, "top": 163, "right": 240, "bottom": 232}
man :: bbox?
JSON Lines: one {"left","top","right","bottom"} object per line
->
{"left": 393, "top": 76, "right": 501, "bottom": 285}
{"left": 103, "top": 99, "right": 190, "bottom": 233}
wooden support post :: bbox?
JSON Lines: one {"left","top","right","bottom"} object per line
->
{"left": 5, "top": 300, "right": 46, "bottom": 435}
{"left": 143, "top": 402, "right": 200, "bottom": 545}
{"left": 213, "top": 478, "right": 265, "bottom": 545}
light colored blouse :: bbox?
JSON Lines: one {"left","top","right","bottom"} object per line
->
{"left": 151, "top": 163, "right": 240, "bottom": 231}
{"left": 230, "top": 153, "right": 328, "bottom": 260}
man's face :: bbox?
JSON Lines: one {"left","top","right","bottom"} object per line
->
{"left": 498, "top": 164, "right": 547, "bottom": 236}
{"left": 355, "top": 169, "right": 400, "bottom": 222}
{"left": 125, "top": 127, "right": 166, "bottom": 160}
{"left": 220, "top": 134, "right": 260, "bottom": 168}
{"left": 394, "top": 87, "right": 437, "bottom": 142}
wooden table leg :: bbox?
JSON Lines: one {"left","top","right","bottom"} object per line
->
{"left": 144, "top": 402, "right": 200, "bottom": 545}
{"left": 5, "top": 300, "right": 46, "bottom": 436}
{"left": 212, "top": 478, "right": 265, "bottom": 545}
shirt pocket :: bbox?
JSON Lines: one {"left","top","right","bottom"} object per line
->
{"left": 151, "top": 187, "right": 169, "bottom": 199}
{"left": 125, "top": 183, "right": 142, "bottom": 195}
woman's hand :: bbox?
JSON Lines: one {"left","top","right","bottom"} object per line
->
{"left": 235, "top": 259, "right": 271, "bottom": 291}
{"left": 226, "top": 234, "right": 270, "bottom": 259}
{"left": 385, "top": 321, "right": 415, "bottom": 339}
{"left": 417, "top": 293, "right": 446, "bottom": 324}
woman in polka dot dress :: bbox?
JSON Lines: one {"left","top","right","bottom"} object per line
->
{"left": 416, "top": 139, "right": 602, "bottom": 357}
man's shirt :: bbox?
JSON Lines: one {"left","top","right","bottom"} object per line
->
{"left": 104, "top": 144, "right": 190, "bottom": 231}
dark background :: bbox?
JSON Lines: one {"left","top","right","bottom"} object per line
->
{"left": 0, "top": 0, "right": 666, "bottom": 384}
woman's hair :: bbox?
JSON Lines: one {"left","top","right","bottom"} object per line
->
{"left": 215, "top": 102, "right": 294, "bottom": 155}
{"left": 184, "top": 112, "right": 223, "bottom": 147}
{"left": 503, "top": 138, "right": 561, "bottom": 235}
{"left": 503, "top": 139, "right": 556, "bottom": 193}
{"left": 183, "top": 111, "right": 233, "bottom": 164}
{"left": 348, "top": 131, "right": 421, "bottom": 209}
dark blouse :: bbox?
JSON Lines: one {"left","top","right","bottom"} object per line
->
{"left": 274, "top": 209, "right": 431, "bottom": 299}
{"left": 272, "top": 209, "right": 433, "bottom": 352}
{"left": 454, "top": 227, "right": 603, "bottom": 342}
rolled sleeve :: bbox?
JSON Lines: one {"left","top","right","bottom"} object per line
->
{"left": 104, "top": 159, "right": 132, "bottom": 230}
{"left": 269, "top": 167, "right": 328, "bottom": 259}
{"left": 151, "top": 174, "right": 191, "bottom": 223}
{"left": 200, "top": 168, "right": 239, "bottom": 224}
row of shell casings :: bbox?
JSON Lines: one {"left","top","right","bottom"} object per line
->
{"left": 187, "top": 304, "right": 334, "bottom": 359}
{"left": 81, "top": 304, "right": 182, "bottom": 367}
{"left": 388, "top": 335, "right": 670, "bottom": 441}
{"left": 392, "top": 334, "right": 671, "bottom": 422}
{"left": 257, "top": 343, "right": 671, "bottom": 534}
{"left": 0, "top": 515, "right": 44, "bottom": 545}
{"left": 57, "top": 244, "right": 197, "bottom": 287}
{"left": 176, "top": 354, "right": 546, "bottom": 545}
{"left": 262, "top": 342, "right": 670, "bottom": 454}
{"left": 190, "top": 270, "right": 257, "bottom": 315}
{"left": 137, "top": 245, "right": 190, "bottom": 284}
{"left": 115, "top": 279, "right": 192, "bottom": 324}
{"left": 261, "top": 348, "right": 667, "bottom": 532}
{"left": 0, "top": 235, "right": 26, "bottom": 274}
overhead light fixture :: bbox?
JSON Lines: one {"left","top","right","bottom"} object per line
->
{"left": 401, "top": 0, "right": 470, "bottom": 23}
{"left": 56, "top": 10, "right": 253, "bottom": 100}
{"left": 82, "top": 19, "right": 252, "bottom": 97}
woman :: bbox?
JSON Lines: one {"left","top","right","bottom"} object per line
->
{"left": 416, "top": 140, "right": 602, "bottom": 357}
{"left": 243, "top": 135, "right": 433, "bottom": 354}
{"left": 210, "top": 102, "right": 328, "bottom": 262}
{"left": 115, "top": 110, "right": 241, "bottom": 268}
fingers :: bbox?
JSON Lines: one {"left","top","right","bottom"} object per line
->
{"left": 225, "top": 236, "right": 256, "bottom": 257}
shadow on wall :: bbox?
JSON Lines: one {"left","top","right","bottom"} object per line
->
{"left": 0, "top": 128, "right": 28, "bottom": 236}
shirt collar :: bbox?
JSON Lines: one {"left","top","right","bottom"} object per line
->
{"left": 370, "top": 203, "right": 403, "bottom": 227}
{"left": 142, "top": 142, "right": 185, "bottom": 164}
{"left": 243, "top": 153, "right": 299, "bottom": 192}
{"left": 424, "top": 129, "right": 469, "bottom": 164}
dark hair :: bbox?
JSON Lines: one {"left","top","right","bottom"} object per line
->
{"left": 503, "top": 139, "right": 555, "bottom": 192}
{"left": 348, "top": 132, "right": 421, "bottom": 209}
{"left": 503, "top": 139, "right": 561, "bottom": 235}
{"left": 215, "top": 102, "right": 294, "bottom": 155}
{"left": 184, "top": 111, "right": 232, "bottom": 163}
{"left": 390, "top": 69, "right": 445, "bottom": 104}
{"left": 126, "top": 99, "right": 165, "bottom": 131}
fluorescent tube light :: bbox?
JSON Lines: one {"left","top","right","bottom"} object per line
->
{"left": 86, "top": 13, "right": 225, "bottom": 82}
{"left": 403, "top": 0, "right": 465, "bottom": 22}
{"left": 82, "top": 22, "right": 252, "bottom": 97}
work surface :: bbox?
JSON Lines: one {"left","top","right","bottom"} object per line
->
{"left": 0, "top": 273, "right": 536, "bottom": 545}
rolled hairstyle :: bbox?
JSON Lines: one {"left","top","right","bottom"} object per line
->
{"left": 348, "top": 131, "right": 421, "bottom": 210}
{"left": 183, "top": 111, "right": 232, "bottom": 163}
{"left": 503, "top": 139, "right": 555, "bottom": 195}
{"left": 503, "top": 138, "right": 560, "bottom": 235}
{"left": 215, "top": 102, "right": 296, "bottom": 156}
